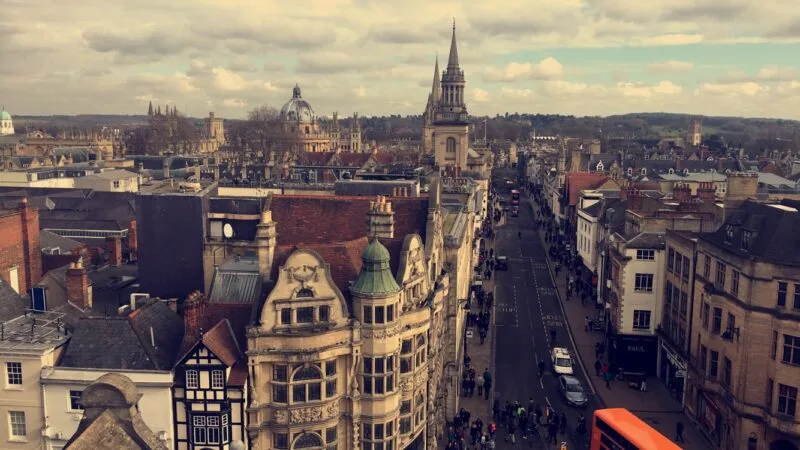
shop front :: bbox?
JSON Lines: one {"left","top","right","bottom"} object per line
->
{"left": 697, "top": 391, "right": 723, "bottom": 448}
{"left": 659, "top": 339, "right": 687, "bottom": 406}
{"left": 609, "top": 334, "right": 658, "bottom": 376}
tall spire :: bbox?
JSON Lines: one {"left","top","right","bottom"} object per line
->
{"left": 448, "top": 18, "right": 459, "bottom": 69}
{"left": 431, "top": 53, "right": 441, "bottom": 103}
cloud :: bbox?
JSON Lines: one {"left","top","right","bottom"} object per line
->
{"left": 695, "top": 82, "right": 768, "bottom": 96}
{"left": 541, "top": 80, "right": 607, "bottom": 96}
{"left": 82, "top": 27, "right": 207, "bottom": 62}
{"left": 212, "top": 68, "right": 250, "bottom": 91}
{"left": 222, "top": 98, "right": 247, "bottom": 108}
{"left": 353, "top": 86, "right": 367, "bottom": 98}
{"left": 719, "top": 65, "right": 797, "bottom": 83}
{"left": 616, "top": 81, "right": 682, "bottom": 97}
{"left": 483, "top": 57, "right": 564, "bottom": 82}
{"left": 642, "top": 34, "right": 704, "bottom": 46}
{"left": 295, "top": 52, "right": 376, "bottom": 74}
{"left": 647, "top": 60, "right": 695, "bottom": 72}
{"left": 471, "top": 88, "right": 490, "bottom": 103}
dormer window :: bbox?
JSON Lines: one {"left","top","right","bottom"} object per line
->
{"left": 724, "top": 225, "right": 734, "bottom": 244}
{"left": 741, "top": 231, "right": 751, "bottom": 250}
{"left": 626, "top": 168, "right": 633, "bottom": 176}
{"left": 640, "top": 168, "right": 647, "bottom": 176}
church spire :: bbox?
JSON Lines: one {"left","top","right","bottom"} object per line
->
{"left": 431, "top": 53, "right": 441, "bottom": 104}
{"left": 447, "top": 18, "right": 459, "bottom": 69}
{"left": 147, "top": 101, "right": 153, "bottom": 116}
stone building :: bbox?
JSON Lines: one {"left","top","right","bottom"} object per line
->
{"left": 272, "top": 85, "right": 362, "bottom": 154}
{"left": 1, "top": 108, "right": 15, "bottom": 136}
{"left": 686, "top": 200, "right": 800, "bottom": 450}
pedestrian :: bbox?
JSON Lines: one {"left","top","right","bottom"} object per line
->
{"left": 604, "top": 370, "right": 613, "bottom": 390}
{"left": 584, "top": 315, "right": 590, "bottom": 332}
{"left": 559, "top": 413, "right": 567, "bottom": 435}
{"left": 488, "top": 420, "right": 497, "bottom": 439}
{"left": 640, "top": 374, "right": 647, "bottom": 392}
{"left": 676, "top": 421, "right": 685, "bottom": 443}
{"left": 479, "top": 327, "right": 487, "bottom": 345}
{"left": 492, "top": 399, "right": 500, "bottom": 421}
{"left": 477, "top": 374, "right": 485, "bottom": 397}
{"left": 594, "top": 359, "right": 602, "bottom": 377}
{"left": 483, "top": 369, "right": 492, "bottom": 400}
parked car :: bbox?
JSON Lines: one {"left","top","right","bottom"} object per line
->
{"left": 558, "top": 375, "right": 589, "bottom": 407}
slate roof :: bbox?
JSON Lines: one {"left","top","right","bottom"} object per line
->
{"left": 208, "top": 258, "right": 263, "bottom": 304}
{"left": 65, "top": 409, "right": 167, "bottom": 450}
{"left": 39, "top": 230, "right": 84, "bottom": 252}
{"left": 625, "top": 232, "right": 667, "bottom": 249}
{"left": 0, "top": 278, "right": 26, "bottom": 322}
{"left": 335, "top": 152, "right": 374, "bottom": 168}
{"left": 60, "top": 299, "right": 184, "bottom": 371}
{"left": 701, "top": 200, "right": 800, "bottom": 266}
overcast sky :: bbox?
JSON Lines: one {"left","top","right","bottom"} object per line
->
{"left": 2, "top": 0, "right": 800, "bottom": 120}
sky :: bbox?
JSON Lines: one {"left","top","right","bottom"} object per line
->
{"left": 2, "top": 0, "right": 800, "bottom": 120}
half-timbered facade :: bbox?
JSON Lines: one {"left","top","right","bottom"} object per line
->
{"left": 173, "top": 318, "right": 248, "bottom": 450}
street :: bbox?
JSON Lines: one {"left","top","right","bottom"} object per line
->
{"left": 492, "top": 169, "right": 598, "bottom": 449}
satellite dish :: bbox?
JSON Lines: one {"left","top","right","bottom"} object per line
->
{"left": 223, "top": 223, "right": 234, "bottom": 239}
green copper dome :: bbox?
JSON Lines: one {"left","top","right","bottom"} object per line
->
{"left": 1, "top": 111, "right": 11, "bottom": 121}
{"left": 351, "top": 239, "right": 401, "bottom": 296}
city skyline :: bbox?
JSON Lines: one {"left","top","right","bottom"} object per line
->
{"left": 2, "top": 0, "right": 800, "bottom": 120}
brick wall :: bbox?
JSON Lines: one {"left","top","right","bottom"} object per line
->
{"left": 0, "top": 201, "right": 42, "bottom": 293}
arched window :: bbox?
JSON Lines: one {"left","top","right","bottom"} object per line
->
{"left": 292, "top": 366, "right": 322, "bottom": 403}
{"left": 416, "top": 334, "right": 427, "bottom": 367}
{"left": 272, "top": 361, "right": 337, "bottom": 405}
{"left": 293, "top": 432, "right": 323, "bottom": 448}
{"left": 305, "top": 126, "right": 310, "bottom": 134}
{"left": 446, "top": 137, "right": 456, "bottom": 153}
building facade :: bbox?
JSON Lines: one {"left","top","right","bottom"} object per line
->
{"left": 685, "top": 201, "right": 800, "bottom": 450}
{"left": 0, "top": 200, "right": 41, "bottom": 294}
{"left": 1, "top": 109, "right": 14, "bottom": 136}
{"left": 246, "top": 194, "right": 453, "bottom": 450}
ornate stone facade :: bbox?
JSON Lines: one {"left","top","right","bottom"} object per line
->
{"left": 247, "top": 192, "right": 459, "bottom": 450}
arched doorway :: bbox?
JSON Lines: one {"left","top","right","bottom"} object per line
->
{"left": 771, "top": 439, "right": 799, "bottom": 450}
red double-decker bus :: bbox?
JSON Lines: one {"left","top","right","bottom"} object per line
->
{"left": 511, "top": 189, "right": 520, "bottom": 205}
{"left": 591, "top": 408, "right": 680, "bottom": 450}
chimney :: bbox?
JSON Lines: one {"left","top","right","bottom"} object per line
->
{"left": 66, "top": 259, "right": 92, "bottom": 309}
{"left": 366, "top": 195, "right": 395, "bottom": 239}
{"left": 673, "top": 183, "right": 691, "bottom": 203}
{"left": 213, "top": 165, "right": 220, "bottom": 180}
{"left": 697, "top": 182, "right": 716, "bottom": 202}
{"left": 627, "top": 187, "right": 643, "bottom": 211}
{"left": 106, "top": 236, "right": 123, "bottom": 266}
{"left": 127, "top": 219, "right": 138, "bottom": 261}
{"left": 183, "top": 291, "right": 207, "bottom": 338}
{"left": 18, "top": 198, "right": 41, "bottom": 292}
{"left": 256, "top": 210, "right": 277, "bottom": 282}
{"left": 163, "top": 159, "right": 170, "bottom": 178}
{"left": 194, "top": 165, "right": 201, "bottom": 180}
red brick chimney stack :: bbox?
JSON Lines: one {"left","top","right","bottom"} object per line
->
{"left": 696, "top": 182, "right": 716, "bottom": 202}
{"left": 66, "top": 258, "right": 92, "bottom": 309}
{"left": 18, "top": 198, "right": 42, "bottom": 291}
{"left": 183, "top": 291, "right": 207, "bottom": 338}
{"left": 127, "top": 219, "right": 138, "bottom": 261}
{"left": 626, "top": 187, "right": 643, "bottom": 211}
{"left": 106, "top": 236, "right": 123, "bottom": 266}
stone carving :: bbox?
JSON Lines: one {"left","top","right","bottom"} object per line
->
{"left": 361, "top": 326, "right": 400, "bottom": 339}
{"left": 326, "top": 403, "right": 339, "bottom": 418}
{"left": 274, "top": 409, "right": 288, "bottom": 424}
{"left": 414, "top": 370, "right": 428, "bottom": 388}
{"left": 286, "top": 264, "right": 320, "bottom": 287}
{"left": 400, "top": 378, "right": 414, "bottom": 392}
{"left": 290, "top": 406, "right": 323, "bottom": 424}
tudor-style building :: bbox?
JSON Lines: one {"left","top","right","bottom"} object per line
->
{"left": 247, "top": 195, "right": 451, "bottom": 450}
{"left": 172, "top": 295, "right": 248, "bottom": 450}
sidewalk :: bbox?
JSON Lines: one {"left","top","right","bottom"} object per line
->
{"left": 528, "top": 197, "right": 708, "bottom": 450}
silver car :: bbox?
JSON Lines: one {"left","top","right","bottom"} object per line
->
{"left": 558, "top": 375, "right": 588, "bottom": 407}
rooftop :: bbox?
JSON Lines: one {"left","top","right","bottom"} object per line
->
{"left": 0, "top": 310, "right": 70, "bottom": 352}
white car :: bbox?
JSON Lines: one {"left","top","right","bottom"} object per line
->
{"left": 551, "top": 347, "right": 574, "bottom": 375}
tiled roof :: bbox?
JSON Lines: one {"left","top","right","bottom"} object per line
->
{"left": 335, "top": 152, "right": 373, "bottom": 167}
{"left": 372, "top": 151, "right": 395, "bottom": 165}
{"left": 0, "top": 279, "right": 26, "bottom": 322}
{"left": 208, "top": 259, "right": 263, "bottom": 304}
{"left": 228, "top": 359, "right": 248, "bottom": 386}
{"left": 565, "top": 173, "right": 609, "bottom": 206}
{"left": 39, "top": 230, "right": 84, "bottom": 252}
{"left": 268, "top": 194, "right": 429, "bottom": 245}
{"left": 297, "top": 152, "right": 335, "bottom": 166}
{"left": 625, "top": 232, "right": 666, "bottom": 249}
{"left": 199, "top": 319, "right": 243, "bottom": 366}
{"left": 65, "top": 409, "right": 168, "bottom": 450}
{"left": 60, "top": 299, "right": 184, "bottom": 371}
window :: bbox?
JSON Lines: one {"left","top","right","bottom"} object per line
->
{"left": 634, "top": 273, "right": 654, "bottom": 292}
{"left": 711, "top": 307, "right": 723, "bottom": 333}
{"left": 731, "top": 271, "right": 740, "bottom": 295}
{"left": 675, "top": 256, "right": 683, "bottom": 279}
{"left": 280, "top": 309, "right": 291, "bottom": 325}
{"left": 211, "top": 370, "right": 224, "bottom": 389}
{"left": 186, "top": 369, "right": 199, "bottom": 389}
{"left": 741, "top": 231, "right": 751, "bottom": 250}
{"left": 446, "top": 137, "right": 456, "bottom": 153}
{"left": 192, "top": 415, "right": 223, "bottom": 444}
{"left": 702, "top": 302, "right": 710, "bottom": 329}
{"left": 715, "top": 262, "right": 726, "bottom": 287}
{"left": 292, "top": 367, "right": 322, "bottom": 403}
{"left": 636, "top": 249, "right": 655, "bottom": 260}
{"left": 778, "top": 282, "right": 788, "bottom": 307}
{"left": 363, "top": 421, "right": 396, "bottom": 450}
{"left": 778, "top": 384, "right": 798, "bottom": 418}
{"left": 632, "top": 310, "right": 651, "bottom": 329}
{"left": 273, "top": 365, "right": 288, "bottom": 403}
{"left": 664, "top": 281, "right": 673, "bottom": 308}
{"left": 387, "top": 304, "right": 394, "bottom": 322}
{"left": 375, "top": 306, "right": 385, "bottom": 324}
{"left": 783, "top": 334, "right": 800, "bottom": 365}
{"left": 363, "top": 306, "right": 373, "bottom": 324}
{"left": 767, "top": 379, "right": 774, "bottom": 411}
{"left": 112, "top": 180, "right": 120, "bottom": 188}
{"left": 724, "top": 225, "right": 733, "bottom": 244}
{"left": 794, "top": 284, "right": 800, "bottom": 310}
{"left": 699, "top": 345, "right": 707, "bottom": 374}
{"left": 400, "top": 400, "right": 412, "bottom": 434}
{"left": 6, "top": 362, "right": 22, "bottom": 386}
{"left": 709, "top": 350, "right": 719, "bottom": 379}
{"left": 69, "top": 390, "right": 83, "bottom": 411}
{"left": 363, "top": 356, "right": 396, "bottom": 395}
{"left": 296, "top": 307, "right": 314, "bottom": 324}
{"left": 723, "top": 357, "right": 732, "bottom": 388}
{"left": 319, "top": 305, "right": 330, "bottom": 322}
{"left": 680, "top": 291, "right": 688, "bottom": 318}
{"left": 682, "top": 256, "right": 690, "bottom": 281}
{"left": 704, "top": 255, "right": 711, "bottom": 279}
{"left": 296, "top": 288, "right": 313, "bottom": 298}
{"left": 8, "top": 411, "right": 25, "bottom": 438}
{"left": 667, "top": 248, "right": 675, "bottom": 272}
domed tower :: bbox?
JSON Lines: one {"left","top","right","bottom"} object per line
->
{"left": 351, "top": 238, "right": 402, "bottom": 442}
{"left": 0, "top": 108, "right": 15, "bottom": 136}
{"left": 277, "top": 84, "right": 330, "bottom": 153}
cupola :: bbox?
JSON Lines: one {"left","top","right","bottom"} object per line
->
{"left": 351, "top": 239, "right": 401, "bottom": 296}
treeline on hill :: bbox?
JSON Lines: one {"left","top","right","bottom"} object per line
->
{"left": 16, "top": 111, "right": 800, "bottom": 154}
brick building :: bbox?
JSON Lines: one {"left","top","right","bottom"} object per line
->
{"left": 686, "top": 200, "right": 800, "bottom": 450}
{"left": 0, "top": 199, "right": 41, "bottom": 294}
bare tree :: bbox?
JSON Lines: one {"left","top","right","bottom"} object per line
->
{"left": 247, "top": 105, "right": 280, "bottom": 124}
